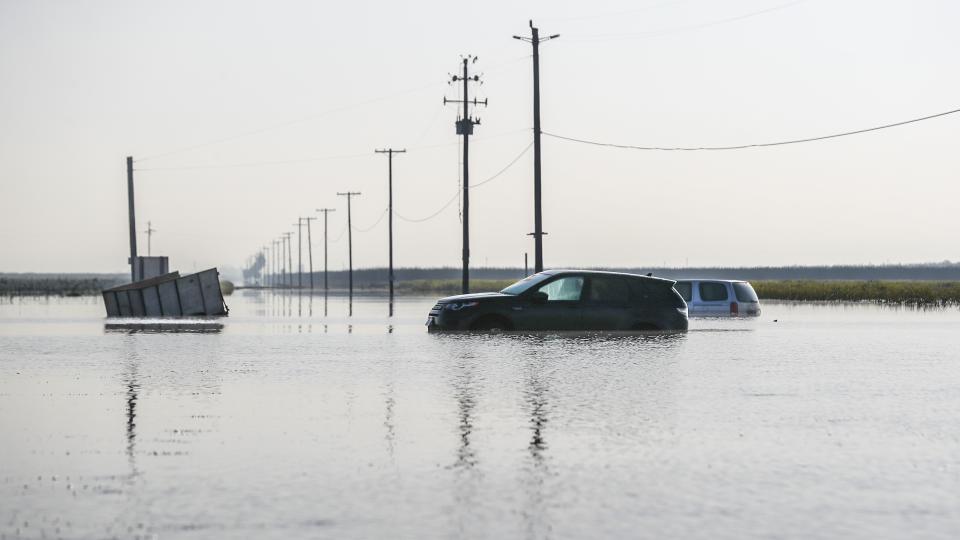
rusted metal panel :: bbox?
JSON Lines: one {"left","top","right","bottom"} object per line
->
{"left": 198, "top": 269, "right": 227, "bottom": 316}
{"left": 142, "top": 286, "right": 163, "bottom": 317}
{"left": 103, "top": 291, "right": 120, "bottom": 317}
{"left": 102, "top": 268, "right": 227, "bottom": 318}
{"left": 129, "top": 289, "right": 146, "bottom": 317}
{"left": 176, "top": 274, "right": 206, "bottom": 316}
{"left": 117, "top": 291, "right": 132, "bottom": 317}
{"left": 157, "top": 280, "right": 182, "bottom": 316}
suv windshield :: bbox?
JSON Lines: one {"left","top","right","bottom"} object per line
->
{"left": 500, "top": 273, "right": 554, "bottom": 295}
{"left": 733, "top": 282, "right": 759, "bottom": 302}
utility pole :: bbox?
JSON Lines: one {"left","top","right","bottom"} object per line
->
{"left": 316, "top": 208, "right": 336, "bottom": 293}
{"left": 375, "top": 148, "right": 406, "bottom": 313}
{"left": 126, "top": 156, "right": 137, "bottom": 282}
{"left": 283, "top": 232, "right": 294, "bottom": 288}
{"left": 337, "top": 192, "right": 361, "bottom": 301}
{"left": 270, "top": 239, "right": 280, "bottom": 288}
{"left": 514, "top": 21, "right": 559, "bottom": 274}
{"left": 143, "top": 221, "right": 156, "bottom": 257}
{"left": 303, "top": 217, "right": 317, "bottom": 290}
{"left": 262, "top": 245, "right": 269, "bottom": 286}
{"left": 444, "top": 56, "right": 487, "bottom": 294}
{"left": 293, "top": 219, "right": 303, "bottom": 288}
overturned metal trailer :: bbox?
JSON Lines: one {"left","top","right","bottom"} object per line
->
{"left": 102, "top": 268, "right": 228, "bottom": 317}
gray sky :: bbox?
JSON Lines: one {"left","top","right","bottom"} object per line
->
{"left": 2, "top": 0, "right": 958, "bottom": 273}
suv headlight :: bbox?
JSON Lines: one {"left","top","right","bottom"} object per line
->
{"left": 446, "top": 301, "right": 479, "bottom": 311}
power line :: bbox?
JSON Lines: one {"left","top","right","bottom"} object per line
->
{"left": 352, "top": 208, "right": 389, "bottom": 233}
{"left": 395, "top": 141, "right": 533, "bottom": 223}
{"left": 543, "top": 107, "right": 960, "bottom": 151}
{"left": 134, "top": 128, "right": 531, "bottom": 172}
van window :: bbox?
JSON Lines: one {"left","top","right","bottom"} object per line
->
{"left": 538, "top": 276, "right": 584, "bottom": 301}
{"left": 733, "top": 282, "right": 759, "bottom": 302}
{"left": 674, "top": 282, "right": 692, "bottom": 302}
{"left": 699, "top": 282, "right": 728, "bottom": 301}
{"left": 588, "top": 276, "right": 630, "bottom": 305}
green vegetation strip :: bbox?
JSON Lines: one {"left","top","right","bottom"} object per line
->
{"left": 396, "top": 279, "right": 515, "bottom": 296}
{"left": 752, "top": 280, "right": 960, "bottom": 304}
{"left": 398, "top": 278, "right": 960, "bottom": 304}
{"left": 0, "top": 277, "right": 124, "bottom": 297}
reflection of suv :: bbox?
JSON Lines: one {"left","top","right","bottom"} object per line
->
{"left": 673, "top": 280, "right": 761, "bottom": 317}
{"left": 427, "top": 270, "right": 688, "bottom": 332}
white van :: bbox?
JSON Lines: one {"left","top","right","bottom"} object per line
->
{"left": 673, "top": 280, "right": 761, "bottom": 317}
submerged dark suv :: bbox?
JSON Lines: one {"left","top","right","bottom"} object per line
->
{"left": 426, "top": 270, "right": 688, "bottom": 332}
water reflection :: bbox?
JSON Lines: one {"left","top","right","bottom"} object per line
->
{"left": 451, "top": 357, "right": 478, "bottom": 470}
{"left": 125, "top": 355, "right": 140, "bottom": 477}
{"left": 105, "top": 322, "right": 224, "bottom": 334}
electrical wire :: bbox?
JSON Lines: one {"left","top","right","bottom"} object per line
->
{"left": 543, "top": 107, "right": 960, "bottom": 151}
{"left": 135, "top": 128, "right": 531, "bottom": 172}
{"left": 351, "top": 209, "right": 389, "bottom": 232}
{"left": 134, "top": 151, "right": 373, "bottom": 171}
{"left": 395, "top": 140, "right": 533, "bottom": 223}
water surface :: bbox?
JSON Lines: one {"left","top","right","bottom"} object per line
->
{"left": 2, "top": 293, "right": 960, "bottom": 539}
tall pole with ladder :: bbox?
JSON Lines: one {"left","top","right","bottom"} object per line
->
{"left": 126, "top": 157, "right": 137, "bottom": 282}
{"left": 444, "top": 56, "right": 487, "bottom": 293}
{"left": 514, "top": 22, "right": 558, "bottom": 273}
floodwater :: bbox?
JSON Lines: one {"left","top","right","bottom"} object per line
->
{"left": 2, "top": 292, "right": 960, "bottom": 540}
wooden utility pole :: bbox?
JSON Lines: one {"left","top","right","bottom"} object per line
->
{"left": 336, "top": 192, "right": 361, "bottom": 301}
{"left": 126, "top": 156, "right": 137, "bottom": 282}
{"left": 316, "top": 208, "right": 336, "bottom": 293}
{"left": 293, "top": 219, "right": 303, "bottom": 288}
{"left": 144, "top": 221, "right": 156, "bottom": 257}
{"left": 444, "top": 56, "right": 487, "bottom": 294}
{"left": 303, "top": 217, "right": 317, "bottom": 290}
{"left": 282, "top": 232, "right": 294, "bottom": 288}
{"left": 375, "top": 148, "right": 406, "bottom": 314}
{"left": 514, "top": 21, "right": 559, "bottom": 274}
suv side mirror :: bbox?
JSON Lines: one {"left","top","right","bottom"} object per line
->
{"left": 529, "top": 291, "right": 548, "bottom": 304}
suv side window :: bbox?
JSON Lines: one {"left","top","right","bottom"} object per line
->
{"left": 588, "top": 276, "right": 630, "bottom": 306}
{"left": 674, "top": 282, "right": 692, "bottom": 302}
{"left": 538, "top": 276, "right": 584, "bottom": 301}
{"left": 699, "top": 282, "right": 728, "bottom": 301}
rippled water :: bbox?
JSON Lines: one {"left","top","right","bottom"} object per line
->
{"left": 2, "top": 292, "right": 960, "bottom": 539}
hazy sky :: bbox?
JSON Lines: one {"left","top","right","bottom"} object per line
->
{"left": 2, "top": 0, "right": 958, "bottom": 273}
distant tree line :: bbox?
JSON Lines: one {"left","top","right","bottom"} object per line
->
{"left": 252, "top": 263, "right": 960, "bottom": 289}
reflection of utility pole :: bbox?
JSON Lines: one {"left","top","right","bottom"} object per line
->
{"left": 293, "top": 220, "right": 303, "bottom": 288}
{"left": 444, "top": 56, "right": 487, "bottom": 294}
{"left": 316, "top": 208, "right": 336, "bottom": 293}
{"left": 375, "top": 148, "right": 406, "bottom": 315}
{"left": 303, "top": 217, "right": 317, "bottom": 290}
{"left": 336, "top": 192, "right": 361, "bottom": 302}
{"left": 514, "top": 21, "right": 559, "bottom": 274}
{"left": 144, "top": 221, "right": 157, "bottom": 256}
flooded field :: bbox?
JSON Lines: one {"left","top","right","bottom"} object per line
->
{"left": 2, "top": 292, "right": 960, "bottom": 539}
